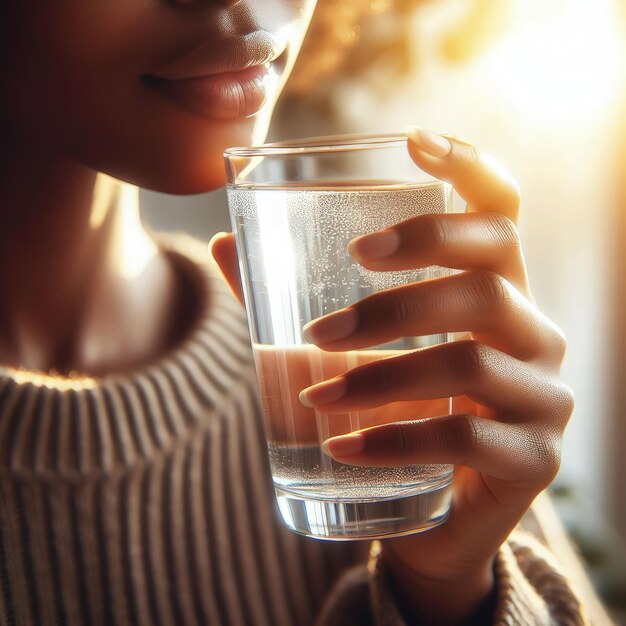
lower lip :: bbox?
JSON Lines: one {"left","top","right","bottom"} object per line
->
{"left": 145, "top": 64, "right": 276, "bottom": 121}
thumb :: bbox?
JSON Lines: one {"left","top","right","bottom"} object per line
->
{"left": 209, "top": 232, "right": 245, "bottom": 306}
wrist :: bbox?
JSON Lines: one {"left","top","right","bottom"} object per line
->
{"left": 382, "top": 544, "right": 496, "bottom": 626}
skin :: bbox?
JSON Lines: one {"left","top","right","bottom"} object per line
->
{"left": 213, "top": 131, "right": 574, "bottom": 624}
{"left": 0, "top": 0, "right": 573, "bottom": 623}
{"left": 0, "top": 0, "right": 315, "bottom": 373}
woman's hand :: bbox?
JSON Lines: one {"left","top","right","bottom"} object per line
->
{"left": 211, "top": 128, "right": 574, "bottom": 625}
{"left": 298, "top": 128, "right": 573, "bottom": 624}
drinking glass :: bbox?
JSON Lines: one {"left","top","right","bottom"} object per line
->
{"left": 224, "top": 134, "right": 453, "bottom": 540}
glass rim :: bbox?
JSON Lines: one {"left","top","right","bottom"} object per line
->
{"left": 223, "top": 133, "right": 407, "bottom": 158}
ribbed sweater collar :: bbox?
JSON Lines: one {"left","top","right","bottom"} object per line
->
{"left": 0, "top": 235, "right": 252, "bottom": 479}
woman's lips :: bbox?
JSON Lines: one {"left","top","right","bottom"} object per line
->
{"left": 145, "top": 63, "right": 278, "bottom": 121}
{"left": 145, "top": 31, "right": 287, "bottom": 121}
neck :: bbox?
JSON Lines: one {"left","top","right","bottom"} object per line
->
{"left": 0, "top": 139, "right": 182, "bottom": 376}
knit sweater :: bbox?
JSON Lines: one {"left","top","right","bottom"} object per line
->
{"left": 0, "top": 235, "right": 588, "bottom": 626}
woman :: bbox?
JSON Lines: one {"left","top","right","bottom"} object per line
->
{"left": 0, "top": 0, "right": 585, "bottom": 624}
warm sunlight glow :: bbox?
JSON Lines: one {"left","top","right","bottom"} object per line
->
{"left": 91, "top": 176, "right": 158, "bottom": 281}
{"left": 476, "top": 0, "right": 624, "bottom": 127}
{"left": 114, "top": 183, "right": 158, "bottom": 281}
{"left": 90, "top": 173, "right": 118, "bottom": 230}
{"left": 6, "top": 367, "right": 97, "bottom": 391}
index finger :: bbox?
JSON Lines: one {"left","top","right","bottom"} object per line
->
{"left": 406, "top": 127, "right": 521, "bottom": 223}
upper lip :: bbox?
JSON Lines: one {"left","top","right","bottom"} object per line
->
{"left": 148, "top": 31, "right": 285, "bottom": 81}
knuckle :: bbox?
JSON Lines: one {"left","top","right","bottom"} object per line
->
{"left": 377, "top": 362, "right": 395, "bottom": 394}
{"left": 464, "top": 270, "right": 511, "bottom": 315}
{"left": 389, "top": 292, "right": 421, "bottom": 326}
{"left": 529, "top": 433, "right": 562, "bottom": 487}
{"left": 350, "top": 358, "right": 400, "bottom": 398}
{"left": 386, "top": 414, "right": 482, "bottom": 462}
{"left": 546, "top": 443, "right": 563, "bottom": 481}
{"left": 394, "top": 424, "right": 408, "bottom": 455}
{"left": 387, "top": 422, "right": 417, "bottom": 457}
{"left": 462, "top": 141, "right": 482, "bottom": 166}
{"left": 416, "top": 214, "right": 449, "bottom": 252}
{"left": 486, "top": 213, "right": 521, "bottom": 252}
{"left": 478, "top": 270, "right": 511, "bottom": 309}
{"left": 447, "top": 340, "right": 492, "bottom": 384}
{"left": 552, "top": 381, "right": 575, "bottom": 427}
{"left": 442, "top": 414, "right": 480, "bottom": 460}
{"left": 550, "top": 325, "right": 568, "bottom": 364}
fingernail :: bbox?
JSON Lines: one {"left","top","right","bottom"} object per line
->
{"left": 405, "top": 126, "right": 451, "bottom": 158}
{"left": 322, "top": 433, "right": 365, "bottom": 458}
{"left": 299, "top": 377, "right": 347, "bottom": 407}
{"left": 302, "top": 308, "right": 358, "bottom": 345}
{"left": 348, "top": 228, "right": 400, "bottom": 261}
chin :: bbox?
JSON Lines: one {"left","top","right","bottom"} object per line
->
{"left": 135, "top": 150, "right": 230, "bottom": 195}
{"left": 75, "top": 101, "right": 276, "bottom": 196}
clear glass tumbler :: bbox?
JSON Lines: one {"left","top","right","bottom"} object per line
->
{"left": 224, "top": 134, "right": 453, "bottom": 540}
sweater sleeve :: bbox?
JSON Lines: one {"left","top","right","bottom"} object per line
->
{"left": 316, "top": 531, "right": 591, "bottom": 626}
{"left": 493, "top": 531, "right": 590, "bottom": 625}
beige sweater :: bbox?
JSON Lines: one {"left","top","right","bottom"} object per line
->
{"left": 0, "top": 236, "right": 589, "bottom": 625}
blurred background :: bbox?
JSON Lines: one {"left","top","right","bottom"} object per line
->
{"left": 140, "top": 0, "right": 626, "bottom": 619}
